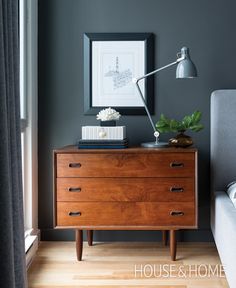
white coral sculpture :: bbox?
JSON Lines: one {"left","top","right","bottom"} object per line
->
{"left": 96, "top": 107, "right": 121, "bottom": 121}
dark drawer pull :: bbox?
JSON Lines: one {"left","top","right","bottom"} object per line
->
{"left": 170, "top": 187, "right": 184, "bottom": 192}
{"left": 69, "top": 163, "right": 81, "bottom": 168}
{"left": 170, "top": 162, "right": 184, "bottom": 168}
{"left": 68, "top": 187, "right": 81, "bottom": 192}
{"left": 170, "top": 211, "right": 184, "bottom": 216}
{"left": 68, "top": 211, "right": 81, "bottom": 217}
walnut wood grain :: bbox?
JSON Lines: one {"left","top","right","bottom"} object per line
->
{"left": 162, "top": 230, "right": 168, "bottom": 246}
{"left": 75, "top": 230, "right": 83, "bottom": 261}
{"left": 57, "top": 202, "right": 195, "bottom": 227}
{"left": 170, "top": 230, "right": 177, "bottom": 261}
{"left": 87, "top": 230, "right": 93, "bottom": 246}
{"left": 56, "top": 177, "right": 194, "bottom": 202}
{"left": 56, "top": 153, "right": 195, "bottom": 178}
{"left": 53, "top": 147, "right": 198, "bottom": 261}
{"left": 54, "top": 145, "right": 197, "bottom": 154}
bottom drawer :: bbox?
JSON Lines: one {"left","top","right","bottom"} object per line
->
{"left": 56, "top": 202, "right": 196, "bottom": 227}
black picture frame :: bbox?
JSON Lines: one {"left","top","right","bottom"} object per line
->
{"left": 84, "top": 33, "right": 154, "bottom": 115}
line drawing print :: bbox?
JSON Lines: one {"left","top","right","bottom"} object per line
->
{"left": 104, "top": 56, "right": 132, "bottom": 90}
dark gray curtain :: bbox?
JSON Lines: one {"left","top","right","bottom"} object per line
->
{"left": 0, "top": 0, "right": 27, "bottom": 287}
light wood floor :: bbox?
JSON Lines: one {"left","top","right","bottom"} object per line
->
{"left": 28, "top": 242, "right": 229, "bottom": 288}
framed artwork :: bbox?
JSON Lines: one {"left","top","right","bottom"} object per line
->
{"left": 84, "top": 33, "right": 154, "bottom": 115}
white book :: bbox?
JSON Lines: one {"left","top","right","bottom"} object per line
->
{"left": 82, "top": 126, "right": 126, "bottom": 140}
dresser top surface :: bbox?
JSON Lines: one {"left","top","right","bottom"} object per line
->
{"left": 54, "top": 145, "right": 197, "bottom": 154}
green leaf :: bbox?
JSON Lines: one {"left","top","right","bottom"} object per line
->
{"left": 191, "top": 111, "right": 202, "bottom": 124}
{"left": 155, "top": 110, "right": 204, "bottom": 133}
{"left": 189, "top": 124, "right": 204, "bottom": 132}
{"left": 181, "top": 115, "right": 192, "bottom": 129}
{"left": 169, "top": 119, "right": 179, "bottom": 132}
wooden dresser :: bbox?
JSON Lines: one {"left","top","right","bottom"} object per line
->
{"left": 53, "top": 146, "right": 198, "bottom": 261}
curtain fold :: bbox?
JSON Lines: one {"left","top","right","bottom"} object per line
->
{"left": 0, "top": 0, "right": 27, "bottom": 287}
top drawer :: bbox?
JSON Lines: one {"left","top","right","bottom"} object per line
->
{"left": 56, "top": 153, "right": 195, "bottom": 178}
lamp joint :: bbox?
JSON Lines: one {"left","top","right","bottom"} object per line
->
{"left": 132, "top": 77, "right": 138, "bottom": 84}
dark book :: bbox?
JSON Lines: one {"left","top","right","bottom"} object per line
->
{"left": 78, "top": 144, "right": 128, "bottom": 149}
{"left": 78, "top": 138, "right": 128, "bottom": 145}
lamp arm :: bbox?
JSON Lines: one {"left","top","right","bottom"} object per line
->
{"left": 135, "top": 81, "right": 157, "bottom": 132}
{"left": 133, "top": 56, "right": 185, "bottom": 135}
{"left": 135, "top": 56, "right": 184, "bottom": 82}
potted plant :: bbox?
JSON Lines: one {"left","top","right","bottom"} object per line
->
{"left": 155, "top": 110, "right": 204, "bottom": 147}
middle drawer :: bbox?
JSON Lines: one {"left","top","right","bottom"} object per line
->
{"left": 56, "top": 178, "right": 194, "bottom": 202}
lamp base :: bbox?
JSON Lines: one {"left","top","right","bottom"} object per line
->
{"left": 141, "top": 141, "right": 169, "bottom": 148}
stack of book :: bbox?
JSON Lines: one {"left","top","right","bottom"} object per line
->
{"left": 78, "top": 138, "right": 128, "bottom": 149}
{"left": 78, "top": 126, "right": 128, "bottom": 149}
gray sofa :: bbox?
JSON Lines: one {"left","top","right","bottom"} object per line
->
{"left": 211, "top": 90, "right": 236, "bottom": 288}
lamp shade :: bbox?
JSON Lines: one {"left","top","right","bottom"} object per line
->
{"left": 176, "top": 47, "right": 197, "bottom": 78}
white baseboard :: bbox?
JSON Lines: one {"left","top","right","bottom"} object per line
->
{"left": 26, "top": 229, "right": 40, "bottom": 269}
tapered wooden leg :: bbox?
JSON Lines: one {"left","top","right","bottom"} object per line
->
{"left": 162, "top": 230, "right": 168, "bottom": 246}
{"left": 76, "top": 229, "right": 83, "bottom": 261}
{"left": 87, "top": 230, "right": 93, "bottom": 246}
{"left": 170, "top": 230, "right": 177, "bottom": 261}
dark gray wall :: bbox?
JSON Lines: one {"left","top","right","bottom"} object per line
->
{"left": 38, "top": 0, "right": 236, "bottom": 241}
